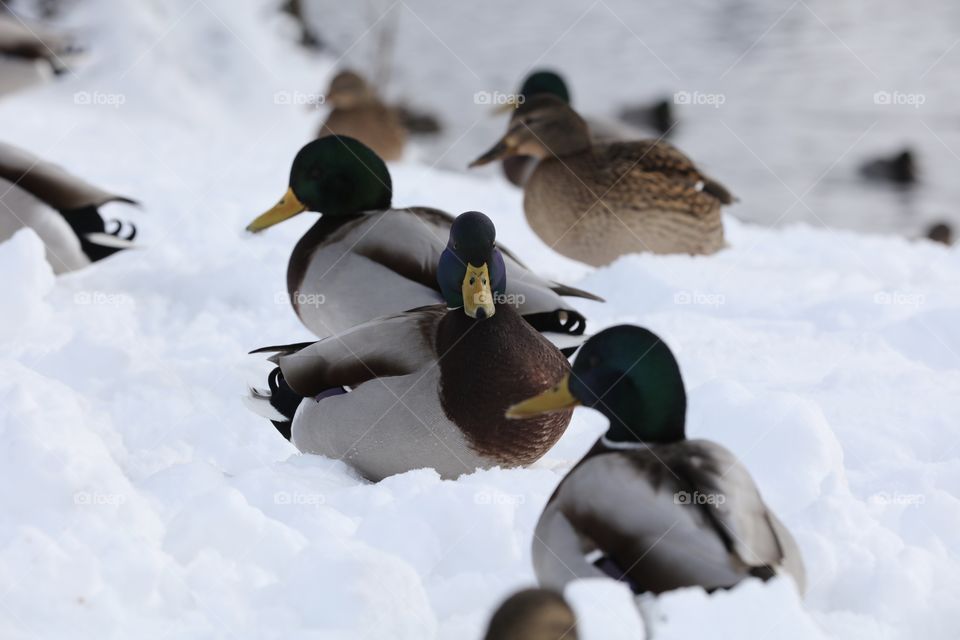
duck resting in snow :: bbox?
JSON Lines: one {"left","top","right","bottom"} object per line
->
{"left": 507, "top": 325, "right": 806, "bottom": 599}
{"left": 247, "top": 211, "right": 574, "bottom": 482}
{"left": 0, "top": 141, "right": 137, "bottom": 274}
{"left": 245, "top": 136, "right": 601, "bottom": 343}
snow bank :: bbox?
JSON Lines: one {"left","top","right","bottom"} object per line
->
{"left": 0, "top": 1, "right": 958, "bottom": 638}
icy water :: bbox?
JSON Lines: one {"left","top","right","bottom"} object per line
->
{"left": 307, "top": 0, "right": 960, "bottom": 239}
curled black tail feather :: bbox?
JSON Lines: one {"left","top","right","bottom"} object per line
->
{"left": 268, "top": 367, "right": 303, "bottom": 440}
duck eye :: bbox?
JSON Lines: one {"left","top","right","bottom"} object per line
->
{"left": 469, "top": 276, "right": 476, "bottom": 285}
{"left": 482, "top": 278, "right": 487, "bottom": 285}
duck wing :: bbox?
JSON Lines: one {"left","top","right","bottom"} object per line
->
{"left": 600, "top": 140, "right": 735, "bottom": 205}
{"left": 268, "top": 305, "right": 446, "bottom": 397}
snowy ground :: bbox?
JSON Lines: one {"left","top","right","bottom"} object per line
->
{"left": 1, "top": 1, "right": 959, "bottom": 639}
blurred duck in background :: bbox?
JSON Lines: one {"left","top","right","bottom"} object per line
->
{"left": 494, "top": 69, "right": 655, "bottom": 187}
{"left": 0, "top": 141, "right": 137, "bottom": 273}
{"left": 483, "top": 589, "right": 578, "bottom": 640}
{"left": 316, "top": 69, "right": 407, "bottom": 161}
{"left": 925, "top": 221, "right": 952, "bottom": 246}
{"left": 471, "top": 95, "right": 732, "bottom": 265}
{"left": 0, "top": 12, "right": 76, "bottom": 95}
{"left": 859, "top": 147, "right": 917, "bottom": 185}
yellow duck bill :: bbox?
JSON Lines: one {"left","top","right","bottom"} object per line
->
{"left": 246, "top": 187, "right": 307, "bottom": 233}
{"left": 462, "top": 263, "right": 497, "bottom": 319}
{"left": 506, "top": 373, "right": 579, "bottom": 419}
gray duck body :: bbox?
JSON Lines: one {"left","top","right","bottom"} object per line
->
{"left": 281, "top": 303, "right": 572, "bottom": 481}
{"left": 533, "top": 438, "right": 806, "bottom": 595}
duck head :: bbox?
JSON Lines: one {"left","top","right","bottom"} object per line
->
{"left": 470, "top": 95, "right": 591, "bottom": 167}
{"left": 245, "top": 136, "right": 392, "bottom": 232}
{"left": 483, "top": 588, "right": 578, "bottom": 640}
{"left": 437, "top": 211, "right": 506, "bottom": 320}
{"left": 519, "top": 69, "right": 572, "bottom": 104}
{"left": 324, "top": 70, "right": 376, "bottom": 109}
{"left": 507, "top": 325, "right": 687, "bottom": 445}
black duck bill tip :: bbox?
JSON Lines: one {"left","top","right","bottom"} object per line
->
{"left": 246, "top": 187, "right": 307, "bottom": 233}
{"left": 462, "top": 262, "right": 496, "bottom": 319}
{"left": 468, "top": 138, "right": 516, "bottom": 168}
{"left": 506, "top": 373, "right": 579, "bottom": 419}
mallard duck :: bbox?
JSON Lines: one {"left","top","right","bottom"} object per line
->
{"left": 859, "top": 148, "right": 917, "bottom": 184}
{"left": 245, "top": 136, "right": 600, "bottom": 340}
{"left": 471, "top": 96, "right": 732, "bottom": 265}
{"left": 925, "top": 221, "right": 952, "bottom": 246}
{"left": 317, "top": 70, "right": 406, "bottom": 161}
{"left": 247, "top": 211, "right": 574, "bottom": 482}
{"left": 497, "top": 69, "right": 648, "bottom": 187}
{"left": 0, "top": 14, "right": 73, "bottom": 88}
{"left": 0, "top": 141, "right": 137, "bottom": 273}
{"left": 483, "top": 588, "right": 578, "bottom": 640}
{"left": 508, "top": 325, "right": 806, "bottom": 596}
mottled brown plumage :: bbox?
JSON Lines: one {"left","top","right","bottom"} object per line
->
{"left": 483, "top": 589, "right": 578, "bottom": 640}
{"left": 317, "top": 70, "right": 406, "bottom": 161}
{"left": 472, "top": 96, "right": 733, "bottom": 266}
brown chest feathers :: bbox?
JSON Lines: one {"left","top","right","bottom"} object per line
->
{"left": 436, "top": 305, "right": 572, "bottom": 465}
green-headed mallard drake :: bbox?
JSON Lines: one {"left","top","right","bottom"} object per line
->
{"left": 0, "top": 141, "right": 137, "bottom": 273}
{"left": 247, "top": 211, "right": 573, "bottom": 482}
{"left": 317, "top": 70, "right": 406, "bottom": 161}
{"left": 245, "top": 136, "right": 600, "bottom": 341}
{"left": 483, "top": 588, "right": 578, "bottom": 640}
{"left": 859, "top": 147, "right": 917, "bottom": 185}
{"left": 507, "top": 325, "right": 806, "bottom": 596}
{"left": 496, "top": 69, "right": 648, "bottom": 188}
{"left": 471, "top": 96, "right": 732, "bottom": 265}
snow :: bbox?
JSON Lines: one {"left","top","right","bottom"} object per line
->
{"left": 1, "top": 1, "right": 959, "bottom": 638}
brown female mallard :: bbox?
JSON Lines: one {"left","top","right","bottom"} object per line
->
{"left": 471, "top": 95, "right": 733, "bottom": 266}
{"left": 317, "top": 70, "right": 406, "bottom": 161}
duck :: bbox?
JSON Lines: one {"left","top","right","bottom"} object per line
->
{"left": 496, "top": 69, "right": 650, "bottom": 187}
{"left": 617, "top": 98, "right": 676, "bottom": 137}
{"left": 925, "top": 221, "right": 952, "bottom": 246}
{"left": 470, "top": 96, "right": 732, "bottom": 265}
{"left": 507, "top": 325, "right": 806, "bottom": 597}
{"left": 483, "top": 588, "right": 578, "bottom": 640}
{"left": 0, "top": 141, "right": 137, "bottom": 274}
{"left": 317, "top": 70, "right": 406, "bottom": 161}
{"left": 245, "top": 135, "right": 600, "bottom": 341}
{"left": 859, "top": 147, "right": 917, "bottom": 184}
{"left": 246, "top": 211, "right": 574, "bottom": 482}
{"left": 0, "top": 13, "right": 74, "bottom": 90}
